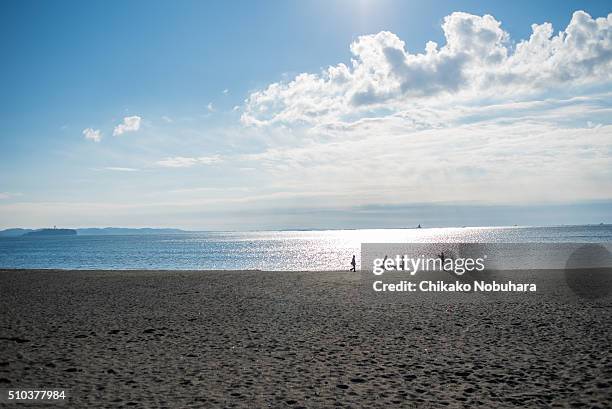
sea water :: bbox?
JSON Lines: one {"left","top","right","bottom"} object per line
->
{"left": 0, "top": 225, "right": 610, "bottom": 271}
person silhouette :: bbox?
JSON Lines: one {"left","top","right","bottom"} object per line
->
{"left": 438, "top": 251, "right": 446, "bottom": 270}
{"left": 350, "top": 255, "right": 356, "bottom": 272}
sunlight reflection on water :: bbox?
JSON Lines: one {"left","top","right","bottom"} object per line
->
{"left": 0, "top": 225, "right": 610, "bottom": 271}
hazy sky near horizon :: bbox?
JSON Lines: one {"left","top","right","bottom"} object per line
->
{"left": 1, "top": 0, "right": 611, "bottom": 229}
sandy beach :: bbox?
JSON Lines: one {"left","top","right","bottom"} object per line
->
{"left": 1, "top": 269, "right": 611, "bottom": 408}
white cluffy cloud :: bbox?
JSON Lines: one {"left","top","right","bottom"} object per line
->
{"left": 228, "top": 9, "right": 612, "bottom": 209}
{"left": 113, "top": 116, "right": 142, "bottom": 136}
{"left": 156, "top": 155, "right": 222, "bottom": 168}
{"left": 82, "top": 128, "right": 102, "bottom": 142}
{"left": 242, "top": 10, "right": 612, "bottom": 127}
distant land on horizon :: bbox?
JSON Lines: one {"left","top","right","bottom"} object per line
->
{"left": 0, "top": 224, "right": 610, "bottom": 238}
{"left": 24, "top": 228, "right": 77, "bottom": 237}
{"left": 0, "top": 227, "right": 189, "bottom": 237}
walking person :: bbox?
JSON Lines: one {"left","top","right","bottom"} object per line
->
{"left": 438, "top": 251, "right": 446, "bottom": 271}
{"left": 350, "top": 255, "right": 356, "bottom": 272}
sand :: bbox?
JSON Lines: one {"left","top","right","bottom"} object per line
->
{"left": 0, "top": 269, "right": 611, "bottom": 408}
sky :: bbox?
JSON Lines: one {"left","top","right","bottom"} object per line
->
{"left": 1, "top": 0, "right": 611, "bottom": 230}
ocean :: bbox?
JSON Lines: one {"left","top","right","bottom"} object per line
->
{"left": 0, "top": 225, "right": 611, "bottom": 271}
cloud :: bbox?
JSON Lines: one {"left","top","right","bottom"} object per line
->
{"left": 0, "top": 192, "right": 22, "bottom": 200}
{"left": 242, "top": 10, "right": 612, "bottom": 127}
{"left": 3, "top": 94, "right": 611, "bottom": 227}
{"left": 161, "top": 116, "right": 173, "bottom": 123}
{"left": 82, "top": 128, "right": 102, "bottom": 142}
{"left": 235, "top": 118, "right": 612, "bottom": 206}
{"left": 207, "top": 102, "right": 215, "bottom": 112}
{"left": 113, "top": 116, "right": 142, "bottom": 136}
{"left": 223, "top": 89, "right": 229, "bottom": 94}
{"left": 104, "top": 167, "right": 139, "bottom": 172}
{"left": 156, "top": 155, "right": 222, "bottom": 168}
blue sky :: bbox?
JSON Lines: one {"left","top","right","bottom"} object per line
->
{"left": 1, "top": 0, "right": 611, "bottom": 229}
